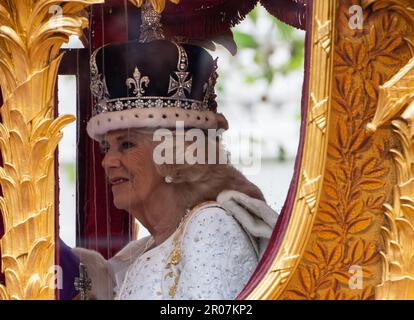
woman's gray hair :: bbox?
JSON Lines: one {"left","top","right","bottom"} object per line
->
{"left": 131, "top": 127, "right": 265, "bottom": 209}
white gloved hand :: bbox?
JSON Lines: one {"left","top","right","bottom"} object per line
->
{"left": 71, "top": 247, "right": 115, "bottom": 300}
{"left": 217, "top": 190, "right": 279, "bottom": 258}
{"left": 71, "top": 237, "right": 151, "bottom": 300}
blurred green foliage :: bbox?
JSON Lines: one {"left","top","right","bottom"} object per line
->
{"left": 232, "top": 6, "right": 305, "bottom": 85}
{"left": 277, "top": 145, "right": 287, "bottom": 162}
{"left": 64, "top": 163, "right": 76, "bottom": 184}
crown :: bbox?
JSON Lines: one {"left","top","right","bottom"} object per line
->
{"left": 90, "top": 41, "right": 218, "bottom": 117}
{"left": 86, "top": 1, "right": 227, "bottom": 141}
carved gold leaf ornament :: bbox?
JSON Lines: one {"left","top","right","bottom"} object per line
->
{"left": 315, "top": 19, "right": 332, "bottom": 54}
{"left": 368, "top": 57, "right": 414, "bottom": 133}
{"left": 368, "top": 57, "right": 414, "bottom": 299}
{"left": 129, "top": 0, "right": 180, "bottom": 13}
{"left": 283, "top": 0, "right": 414, "bottom": 300}
{"left": 0, "top": 0, "right": 103, "bottom": 300}
{"left": 299, "top": 173, "right": 322, "bottom": 214}
{"left": 310, "top": 94, "right": 328, "bottom": 133}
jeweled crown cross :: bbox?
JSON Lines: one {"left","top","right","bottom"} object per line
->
{"left": 74, "top": 263, "right": 92, "bottom": 300}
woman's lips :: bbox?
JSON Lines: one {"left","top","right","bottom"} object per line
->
{"left": 110, "top": 178, "right": 129, "bottom": 186}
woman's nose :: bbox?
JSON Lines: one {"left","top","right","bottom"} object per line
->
{"left": 101, "top": 152, "right": 121, "bottom": 169}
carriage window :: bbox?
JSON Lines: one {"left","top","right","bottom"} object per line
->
{"left": 219, "top": 7, "right": 305, "bottom": 212}
{"left": 132, "top": 6, "right": 305, "bottom": 240}
{"left": 58, "top": 75, "right": 77, "bottom": 247}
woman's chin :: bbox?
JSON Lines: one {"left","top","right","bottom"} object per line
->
{"left": 112, "top": 197, "right": 128, "bottom": 211}
{"left": 112, "top": 196, "right": 139, "bottom": 212}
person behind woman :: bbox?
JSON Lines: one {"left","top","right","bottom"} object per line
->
{"left": 72, "top": 3, "right": 278, "bottom": 300}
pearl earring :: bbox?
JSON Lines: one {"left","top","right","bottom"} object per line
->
{"left": 165, "top": 176, "right": 173, "bottom": 184}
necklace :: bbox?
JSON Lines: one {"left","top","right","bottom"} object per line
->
{"left": 142, "top": 207, "right": 191, "bottom": 253}
{"left": 165, "top": 201, "right": 218, "bottom": 298}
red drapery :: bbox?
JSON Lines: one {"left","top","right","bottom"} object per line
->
{"left": 72, "top": 0, "right": 137, "bottom": 259}
{"left": 260, "top": 0, "right": 306, "bottom": 30}
{"left": 162, "top": 0, "right": 306, "bottom": 37}
{"left": 86, "top": 0, "right": 306, "bottom": 46}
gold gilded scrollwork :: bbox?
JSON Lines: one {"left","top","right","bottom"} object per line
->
{"left": 283, "top": 0, "right": 414, "bottom": 300}
{"left": 0, "top": 0, "right": 102, "bottom": 300}
{"left": 369, "top": 57, "right": 414, "bottom": 299}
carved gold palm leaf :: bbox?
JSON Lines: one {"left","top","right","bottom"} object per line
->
{"left": 0, "top": 0, "right": 103, "bottom": 300}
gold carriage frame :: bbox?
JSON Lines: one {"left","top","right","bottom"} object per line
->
{"left": 0, "top": 0, "right": 413, "bottom": 300}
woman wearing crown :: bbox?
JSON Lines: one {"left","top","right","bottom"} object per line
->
{"left": 71, "top": 2, "right": 278, "bottom": 300}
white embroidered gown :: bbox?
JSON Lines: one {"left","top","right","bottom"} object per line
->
{"left": 114, "top": 203, "right": 258, "bottom": 300}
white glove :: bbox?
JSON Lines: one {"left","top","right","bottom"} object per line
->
{"left": 71, "top": 247, "right": 115, "bottom": 300}
{"left": 217, "top": 190, "right": 278, "bottom": 258}
{"left": 71, "top": 237, "right": 150, "bottom": 300}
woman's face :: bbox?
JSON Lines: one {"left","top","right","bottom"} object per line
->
{"left": 100, "top": 129, "right": 163, "bottom": 211}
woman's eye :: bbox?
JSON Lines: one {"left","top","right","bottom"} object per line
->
{"left": 120, "top": 141, "right": 135, "bottom": 150}
{"left": 100, "top": 145, "right": 109, "bottom": 154}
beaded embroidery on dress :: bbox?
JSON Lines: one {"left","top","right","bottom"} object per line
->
{"left": 115, "top": 203, "right": 258, "bottom": 300}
